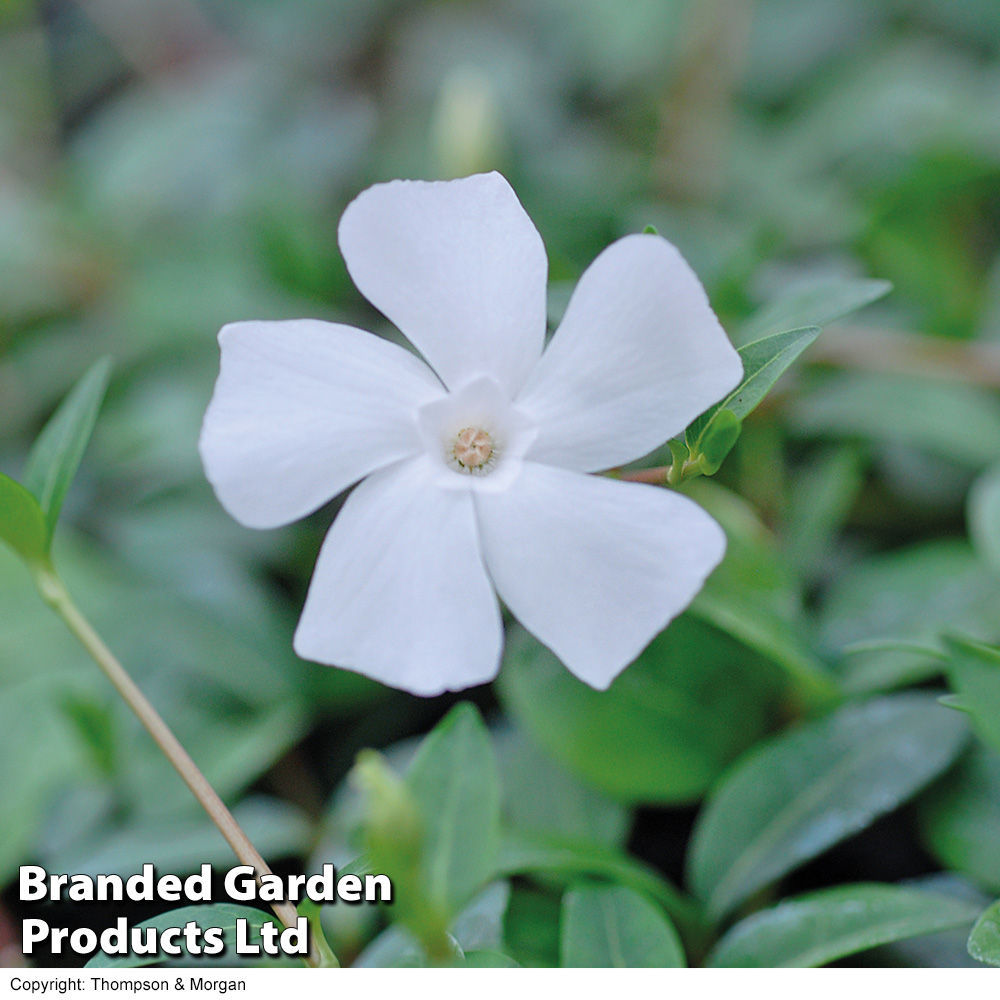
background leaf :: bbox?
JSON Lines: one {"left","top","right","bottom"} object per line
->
{"left": 498, "top": 618, "right": 784, "bottom": 804}
{"left": 85, "top": 904, "right": 272, "bottom": 969}
{"left": 968, "top": 900, "right": 1000, "bottom": 967}
{"left": 560, "top": 884, "right": 685, "bottom": 968}
{"left": 919, "top": 745, "right": 1000, "bottom": 894}
{"left": 943, "top": 637, "right": 1000, "bottom": 755}
{"left": 790, "top": 373, "right": 1000, "bottom": 469}
{"left": 496, "top": 727, "right": 629, "bottom": 847}
{"left": 406, "top": 703, "right": 501, "bottom": 917}
{"left": 708, "top": 883, "right": 980, "bottom": 967}
{"left": 738, "top": 277, "right": 892, "bottom": 343}
{"left": 689, "top": 694, "right": 969, "bottom": 918}
{"left": 684, "top": 480, "right": 839, "bottom": 707}
{"left": 496, "top": 830, "right": 698, "bottom": 930}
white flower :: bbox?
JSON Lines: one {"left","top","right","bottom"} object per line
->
{"left": 199, "top": 172, "right": 742, "bottom": 696}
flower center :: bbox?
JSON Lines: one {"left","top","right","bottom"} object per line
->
{"left": 451, "top": 426, "right": 495, "bottom": 473}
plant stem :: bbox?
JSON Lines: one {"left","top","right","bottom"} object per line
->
{"left": 31, "top": 562, "right": 332, "bottom": 968}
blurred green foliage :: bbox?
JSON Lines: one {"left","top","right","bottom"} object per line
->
{"left": 4, "top": 0, "right": 1000, "bottom": 969}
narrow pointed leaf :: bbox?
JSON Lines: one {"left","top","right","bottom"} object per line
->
{"left": 0, "top": 472, "right": 47, "bottom": 564}
{"left": 23, "top": 358, "right": 111, "bottom": 544}
{"left": 687, "top": 327, "right": 819, "bottom": 449}
{"left": 561, "top": 884, "right": 685, "bottom": 968}
{"left": 739, "top": 278, "right": 892, "bottom": 344}
{"left": 688, "top": 694, "right": 968, "bottom": 919}
{"left": 708, "top": 883, "right": 980, "bottom": 968}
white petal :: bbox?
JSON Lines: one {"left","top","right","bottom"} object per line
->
{"left": 516, "top": 234, "right": 743, "bottom": 471}
{"left": 294, "top": 456, "right": 502, "bottom": 696}
{"left": 338, "top": 172, "right": 547, "bottom": 395}
{"left": 475, "top": 464, "right": 726, "bottom": 690}
{"left": 200, "top": 319, "right": 444, "bottom": 529}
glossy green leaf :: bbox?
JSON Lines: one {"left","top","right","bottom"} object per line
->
{"left": 497, "top": 617, "right": 783, "bottom": 804}
{"left": 23, "top": 358, "right": 111, "bottom": 544}
{"left": 561, "top": 884, "right": 685, "bottom": 968}
{"left": 688, "top": 694, "right": 969, "bottom": 919}
{"left": 968, "top": 901, "right": 1000, "bottom": 967}
{"left": 739, "top": 278, "right": 892, "bottom": 343}
{"left": 0, "top": 472, "right": 47, "bottom": 564}
{"left": 919, "top": 744, "right": 1000, "bottom": 894}
{"left": 708, "top": 883, "right": 980, "bottom": 967}
{"left": 86, "top": 904, "right": 271, "bottom": 968}
{"left": 943, "top": 637, "right": 1000, "bottom": 755}
{"left": 687, "top": 326, "right": 819, "bottom": 449}
{"left": 406, "top": 703, "right": 501, "bottom": 917}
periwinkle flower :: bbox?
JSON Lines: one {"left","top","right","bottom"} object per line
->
{"left": 200, "top": 172, "right": 742, "bottom": 695}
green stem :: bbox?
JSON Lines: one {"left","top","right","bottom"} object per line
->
{"left": 31, "top": 562, "right": 335, "bottom": 968}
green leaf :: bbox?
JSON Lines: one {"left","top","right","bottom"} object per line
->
{"left": 967, "top": 462, "right": 1000, "bottom": 576}
{"left": 687, "top": 326, "right": 819, "bottom": 450}
{"left": 968, "top": 900, "right": 1000, "bottom": 967}
{"left": 23, "top": 357, "right": 111, "bottom": 545}
{"left": 47, "top": 797, "right": 311, "bottom": 881}
{"left": 356, "top": 881, "right": 511, "bottom": 968}
{"left": 463, "top": 950, "right": 520, "bottom": 967}
{"left": 85, "top": 904, "right": 272, "bottom": 968}
{"left": 739, "top": 278, "right": 892, "bottom": 344}
{"left": 450, "top": 881, "right": 510, "bottom": 954}
{"left": 504, "top": 886, "right": 562, "bottom": 967}
{"left": 683, "top": 480, "right": 839, "bottom": 708}
{"left": 495, "top": 831, "right": 704, "bottom": 942}
{"left": 561, "top": 884, "right": 686, "bottom": 968}
{"left": 406, "top": 703, "right": 501, "bottom": 917}
{"left": 0, "top": 472, "right": 47, "bottom": 563}
{"left": 497, "top": 618, "right": 784, "bottom": 804}
{"left": 784, "top": 446, "right": 866, "bottom": 577}
{"left": 496, "top": 728, "right": 629, "bottom": 847}
{"left": 708, "top": 884, "right": 980, "bottom": 968}
{"left": 819, "top": 541, "right": 1000, "bottom": 695}
{"left": 688, "top": 693, "right": 969, "bottom": 919}
{"left": 943, "top": 637, "right": 1000, "bottom": 755}
{"left": 919, "top": 744, "right": 1000, "bottom": 894}
{"left": 0, "top": 678, "right": 90, "bottom": 885}
{"left": 790, "top": 372, "right": 1000, "bottom": 469}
